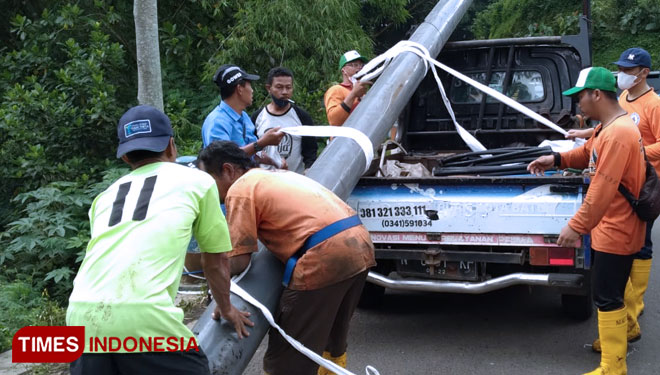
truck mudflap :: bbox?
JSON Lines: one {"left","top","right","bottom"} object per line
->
{"left": 367, "top": 271, "right": 584, "bottom": 294}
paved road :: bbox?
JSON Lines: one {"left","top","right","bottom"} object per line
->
{"left": 244, "top": 225, "right": 660, "bottom": 375}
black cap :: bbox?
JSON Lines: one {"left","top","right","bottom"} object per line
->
{"left": 212, "top": 64, "right": 260, "bottom": 89}
{"left": 116, "top": 105, "right": 173, "bottom": 158}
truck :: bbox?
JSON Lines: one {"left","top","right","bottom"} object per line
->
{"left": 192, "top": 1, "right": 660, "bottom": 369}
{"left": 348, "top": 18, "right": 597, "bottom": 319}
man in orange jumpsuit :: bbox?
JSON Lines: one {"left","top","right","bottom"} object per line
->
{"left": 528, "top": 66, "right": 646, "bottom": 375}
{"left": 198, "top": 140, "right": 376, "bottom": 375}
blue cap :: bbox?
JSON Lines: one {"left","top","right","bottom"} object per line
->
{"left": 613, "top": 47, "right": 651, "bottom": 68}
{"left": 116, "top": 105, "right": 173, "bottom": 158}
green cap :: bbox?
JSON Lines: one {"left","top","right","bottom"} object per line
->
{"left": 339, "top": 50, "right": 368, "bottom": 69}
{"left": 562, "top": 67, "right": 616, "bottom": 96}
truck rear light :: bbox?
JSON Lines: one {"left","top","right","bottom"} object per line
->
{"left": 530, "top": 247, "right": 575, "bottom": 266}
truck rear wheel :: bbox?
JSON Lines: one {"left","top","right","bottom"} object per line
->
{"left": 561, "top": 292, "right": 593, "bottom": 320}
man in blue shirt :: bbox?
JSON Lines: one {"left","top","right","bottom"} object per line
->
{"left": 202, "top": 64, "right": 284, "bottom": 164}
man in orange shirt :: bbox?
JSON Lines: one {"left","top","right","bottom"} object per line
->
{"left": 198, "top": 140, "right": 376, "bottom": 375}
{"left": 324, "top": 50, "right": 372, "bottom": 126}
{"left": 565, "top": 48, "right": 658, "bottom": 351}
{"left": 528, "top": 67, "right": 646, "bottom": 375}
{"left": 610, "top": 48, "right": 658, "bottom": 345}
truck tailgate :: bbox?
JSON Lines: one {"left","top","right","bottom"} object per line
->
{"left": 347, "top": 176, "right": 588, "bottom": 236}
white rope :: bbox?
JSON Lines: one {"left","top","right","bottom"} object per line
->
{"left": 280, "top": 126, "right": 374, "bottom": 173}
{"left": 230, "top": 281, "right": 380, "bottom": 375}
{"left": 432, "top": 58, "right": 569, "bottom": 136}
{"left": 354, "top": 40, "right": 569, "bottom": 153}
{"left": 229, "top": 252, "right": 380, "bottom": 374}
{"left": 230, "top": 254, "right": 253, "bottom": 283}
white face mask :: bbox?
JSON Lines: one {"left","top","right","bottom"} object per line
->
{"left": 349, "top": 76, "right": 357, "bottom": 85}
{"left": 617, "top": 71, "right": 639, "bottom": 90}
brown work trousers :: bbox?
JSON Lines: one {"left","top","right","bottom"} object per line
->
{"left": 263, "top": 270, "right": 368, "bottom": 375}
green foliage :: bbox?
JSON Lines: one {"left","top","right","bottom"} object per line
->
{"left": 0, "top": 166, "right": 127, "bottom": 351}
{"left": 0, "top": 3, "right": 131, "bottom": 213}
{"left": 591, "top": 0, "right": 660, "bottom": 69}
{"left": 594, "top": 0, "right": 660, "bottom": 35}
{"left": 0, "top": 167, "right": 129, "bottom": 302}
{"left": 472, "top": 0, "right": 579, "bottom": 39}
{"left": 470, "top": 0, "right": 660, "bottom": 71}
{"left": 155, "top": 0, "right": 409, "bottom": 130}
{"left": 360, "top": 0, "right": 411, "bottom": 39}
{"left": 0, "top": 280, "right": 67, "bottom": 352}
{"left": 469, "top": 0, "right": 660, "bottom": 72}
{"left": 0, "top": 5, "right": 134, "bottom": 320}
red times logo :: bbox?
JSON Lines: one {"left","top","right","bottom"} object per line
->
{"left": 12, "top": 326, "right": 85, "bottom": 363}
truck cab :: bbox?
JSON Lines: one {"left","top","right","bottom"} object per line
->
{"left": 348, "top": 20, "right": 596, "bottom": 319}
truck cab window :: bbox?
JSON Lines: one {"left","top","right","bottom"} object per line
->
{"left": 451, "top": 71, "right": 545, "bottom": 104}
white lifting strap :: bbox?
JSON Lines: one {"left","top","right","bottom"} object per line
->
{"left": 354, "top": 40, "right": 570, "bottom": 152}
{"left": 230, "top": 280, "right": 381, "bottom": 375}
{"left": 280, "top": 126, "right": 374, "bottom": 173}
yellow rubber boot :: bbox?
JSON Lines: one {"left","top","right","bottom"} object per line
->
{"left": 628, "top": 259, "right": 652, "bottom": 319}
{"left": 318, "top": 351, "right": 347, "bottom": 375}
{"left": 583, "top": 307, "right": 628, "bottom": 375}
{"left": 592, "top": 281, "right": 641, "bottom": 352}
{"left": 591, "top": 318, "right": 640, "bottom": 352}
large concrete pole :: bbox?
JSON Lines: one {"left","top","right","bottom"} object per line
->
{"left": 307, "top": 0, "right": 474, "bottom": 199}
{"left": 193, "top": 0, "right": 474, "bottom": 373}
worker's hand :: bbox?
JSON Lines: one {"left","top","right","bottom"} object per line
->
{"left": 256, "top": 154, "right": 286, "bottom": 169}
{"left": 557, "top": 225, "right": 580, "bottom": 247}
{"left": 213, "top": 305, "right": 254, "bottom": 339}
{"left": 565, "top": 128, "right": 593, "bottom": 140}
{"left": 260, "top": 127, "right": 285, "bottom": 146}
{"left": 527, "top": 155, "right": 555, "bottom": 176}
{"left": 351, "top": 80, "right": 372, "bottom": 98}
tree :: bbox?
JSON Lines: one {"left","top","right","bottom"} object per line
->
{"left": 471, "top": 0, "right": 579, "bottom": 39}
{"left": 134, "top": 0, "right": 163, "bottom": 110}
{"left": 469, "top": 0, "right": 660, "bottom": 70}
{"left": 0, "top": 2, "right": 131, "bottom": 351}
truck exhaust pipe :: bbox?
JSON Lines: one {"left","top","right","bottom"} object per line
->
{"left": 367, "top": 271, "right": 584, "bottom": 294}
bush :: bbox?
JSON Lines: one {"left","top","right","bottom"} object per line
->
{"left": 0, "top": 5, "right": 130, "bottom": 196}
{"left": 0, "top": 2, "right": 134, "bottom": 351}
{"left": 591, "top": 0, "right": 660, "bottom": 69}
{"left": 0, "top": 167, "right": 129, "bottom": 301}
{"left": 471, "top": 0, "right": 579, "bottom": 39}
{"left": 0, "top": 167, "right": 127, "bottom": 351}
{"left": 470, "top": 0, "right": 660, "bottom": 71}
{"left": 0, "top": 279, "right": 67, "bottom": 352}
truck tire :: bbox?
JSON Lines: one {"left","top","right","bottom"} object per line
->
{"left": 561, "top": 292, "right": 593, "bottom": 320}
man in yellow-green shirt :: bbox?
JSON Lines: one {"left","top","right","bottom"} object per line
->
{"left": 67, "top": 105, "right": 253, "bottom": 374}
